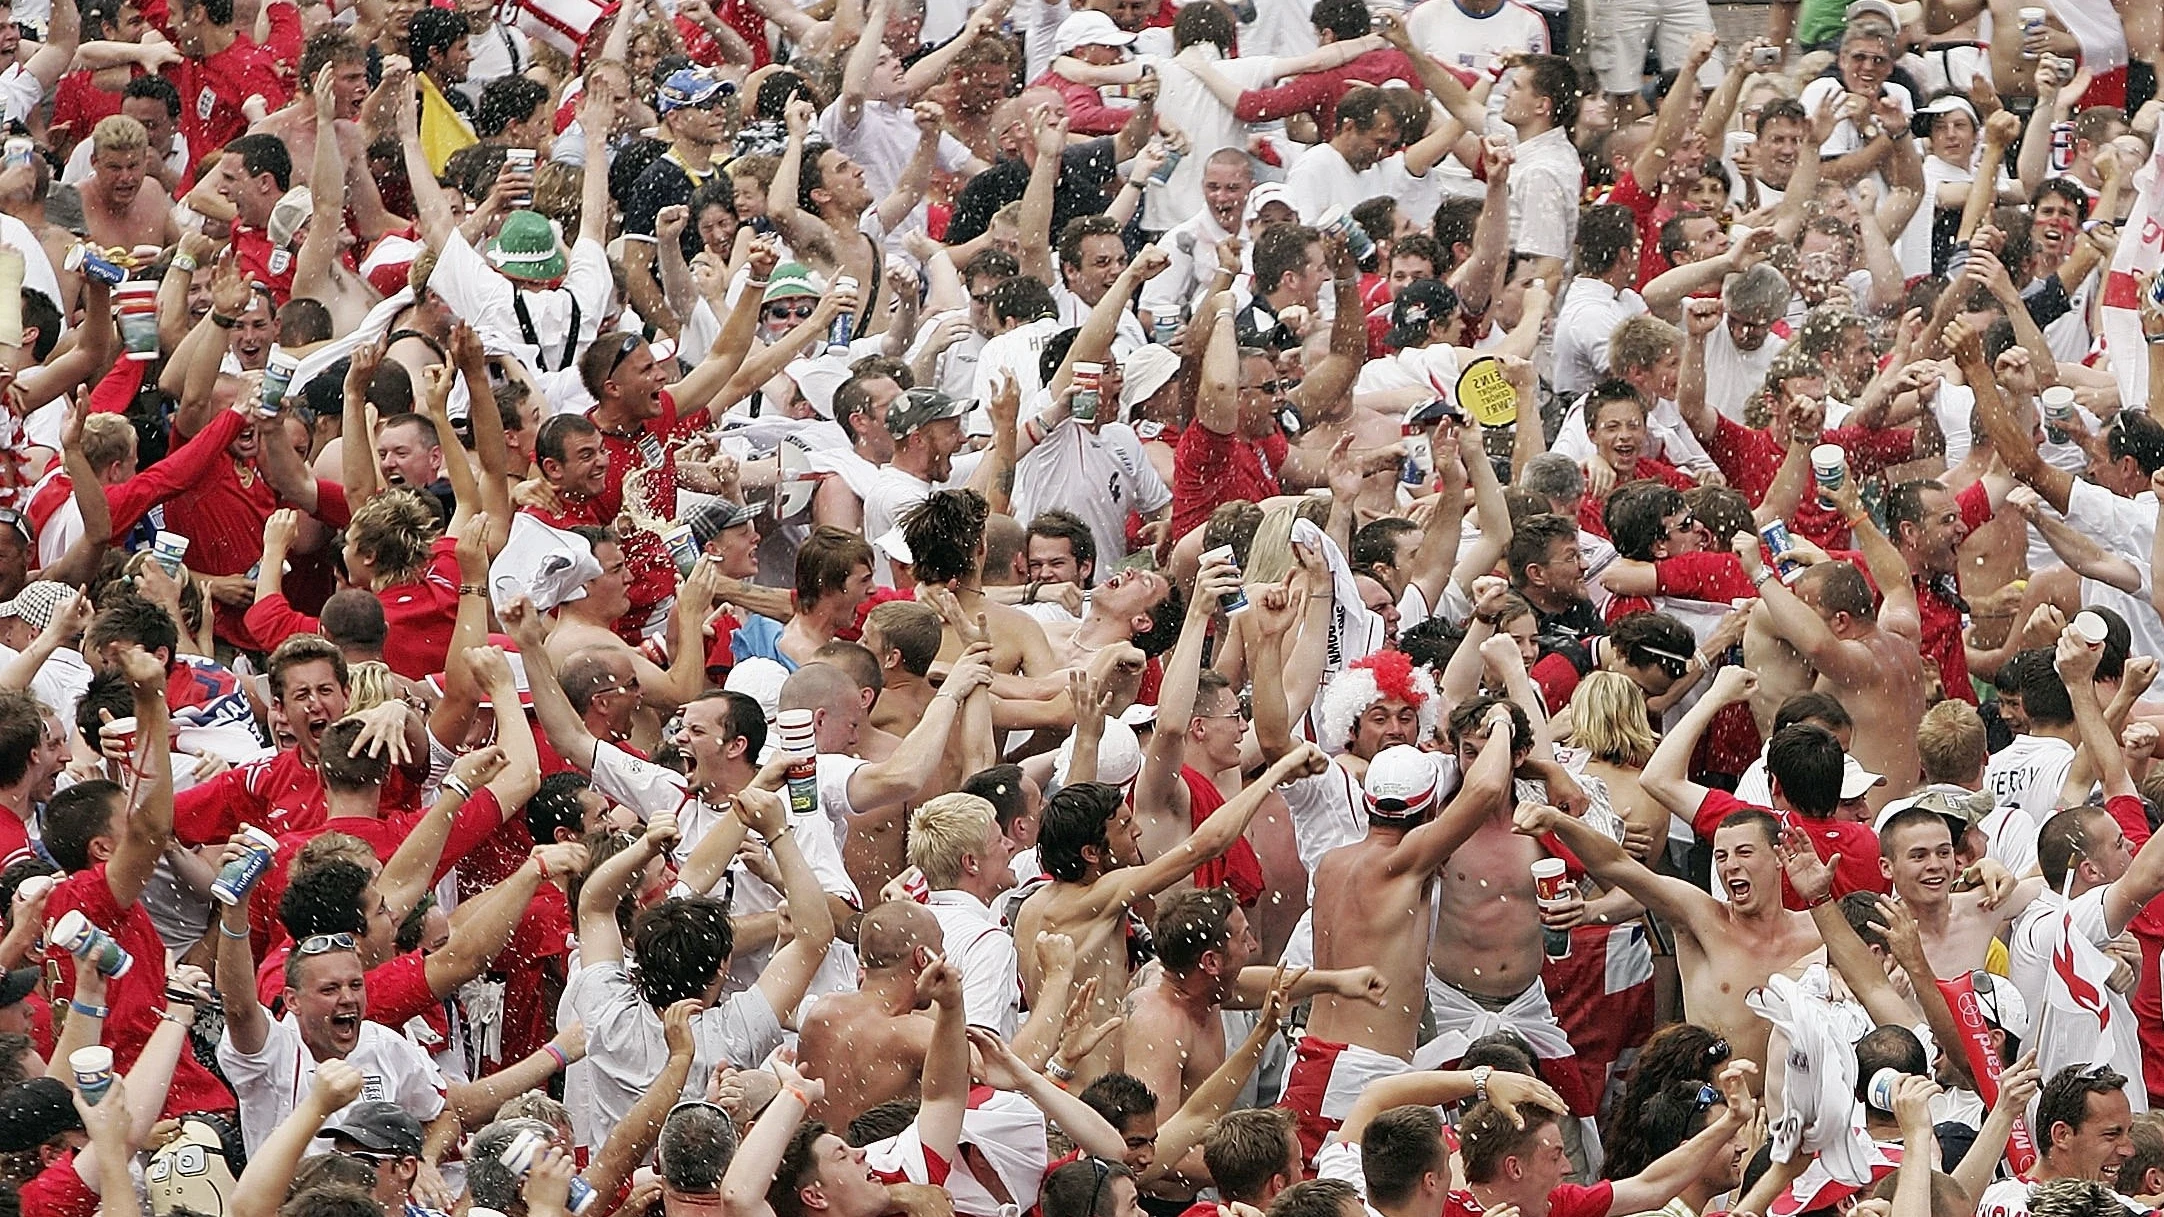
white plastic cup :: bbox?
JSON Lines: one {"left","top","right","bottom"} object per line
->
{"left": 151, "top": 531, "right": 189, "bottom": 577}
{"left": 2072, "top": 610, "right": 2110, "bottom": 646}
{"left": 71, "top": 1046, "right": 113, "bottom": 1105}
{"left": 1867, "top": 1065, "right": 1902, "bottom": 1111}
{"left": 775, "top": 708, "right": 816, "bottom": 757}
{"left": 2018, "top": 6, "right": 2046, "bottom": 56}
{"left": 1810, "top": 444, "right": 1848, "bottom": 493}
{"left": 2040, "top": 385, "right": 2077, "bottom": 422}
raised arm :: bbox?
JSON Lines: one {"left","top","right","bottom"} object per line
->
{"left": 732, "top": 784, "right": 837, "bottom": 1020}
{"left": 1014, "top": 104, "right": 1066, "bottom": 286}
{"left": 835, "top": 0, "right": 889, "bottom": 128}
{"left": 1730, "top": 533, "right": 1871, "bottom": 680}
{"left": 1822, "top": 475, "right": 1920, "bottom": 642}
{"left": 1287, "top": 234, "right": 1366, "bottom": 423}
{"left": 1641, "top": 665, "right": 1755, "bottom": 821}
{"left": 1606, "top": 1066, "right": 1757, "bottom": 1215}
{"left": 105, "top": 646, "right": 172, "bottom": 907}
{"left": 1781, "top": 831, "right": 1914, "bottom": 1026}
{"left": 1376, "top": 13, "right": 1486, "bottom": 132}
{"left": 577, "top": 811, "right": 679, "bottom": 967}
{"left": 230, "top": 1060, "right": 365, "bottom": 1217}
{"left": 1135, "top": 557, "right": 1237, "bottom": 816}
{"left": 1516, "top": 801, "right": 1719, "bottom": 934}
{"left": 293, "top": 65, "right": 346, "bottom": 306}
{"left": 1106, "top": 745, "right": 1332, "bottom": 911}
{"left": 1948, "top": 317, "right": 2074, "bottom": 514}
{"left": 503, "top": 597, "right": 603, "bottom": 768}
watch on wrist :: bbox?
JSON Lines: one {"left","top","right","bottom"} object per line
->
{"left": 1472, "top": 1064, "right": 1493, "bottom": 1104}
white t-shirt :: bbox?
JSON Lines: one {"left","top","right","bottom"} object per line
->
{"left": 460, "top": 22, "right": 534, "bottom": 106}
{"left": 1404, "top": 0, "right": 1549, "bottom": 75}
{"left": 903, "top": 308, "right": 989, "bottom": 401}
{"left": 1050, "top": 280, "right": 1148, "bottom": 362}
{"left": 819, "top": 99, "right": 976, "bottom": 242}
{"left": 1142, "top": 48, "right": 1284, "bottom": 230}
{"left": 563, "top": 961, "right": 785, "bottom": 1136}
{"left": 924, "top": 889, "right": 1022, "bottom": 1036}
{"left": 217, "top": 1013, "right": 448, "bottom": 1157}
{"left": 1285, "top": 143, "right": 1385, "bottom": 225}
{"left": 0, "top": 643, "right": 90, "bottom": 731}
{"left": 1798, "top": 75, "right": 1913, "bottom": 194}
{"left": 1506, "top": 126, "right": 1581, "bottom": 264}
{"left": 1703, "top": 318, "right": 1789, "bottom": 423}
{"left": 973, "top": 318, "right": 1066, "bottom": 423}
{"left": 1551, "top": 278, "right": 1648, "bottom": 397}
{"left": 1983, "top": 734, "right": 2076, "bottom": 833}
{"left": 1239, "top": 0, "right": 1322, "bottom": 59}
{"left": 1010, "top": 419, "right": 1173, "bottom": 566}
{"left": 64, "top": 133, "right": 190, "bottom": 187}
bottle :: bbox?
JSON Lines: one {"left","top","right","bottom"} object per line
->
{"left": 776, "top": 709, "right": 818, "bottom": 818}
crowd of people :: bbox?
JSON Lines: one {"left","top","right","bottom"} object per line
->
{"left": 7, "top": 0, "right": 2164, "bottom": 1213}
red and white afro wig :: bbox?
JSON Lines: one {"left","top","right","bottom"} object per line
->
{"left": 1315, "top": 650, "right": 1440, "bottom": 755}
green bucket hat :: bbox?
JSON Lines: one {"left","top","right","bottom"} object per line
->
{"left": 485, "top": 210, "right": 568, "bottom": 282}
{"left": 763, "top": 262, "right": 820, "bottom": 303}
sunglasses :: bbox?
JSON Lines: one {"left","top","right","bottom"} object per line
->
{"left": 1668, "top": 513, "right": 1699, "bottom": 534}
{"left": 765, "top": 301, "right": 817, "bottom": 320}
{"left": 298, "top": 932, "right": 357, "bottom": 956}
{"left": 1690, "top": 1082, "right": 1720, "bottom": 1113}
{"left": 1086, "top": 1157, "right": 1111, "bottom": 1217}
{"left": 1243, "top": 380, "right": 1289, "bottom": 396}
{"left": 0, "top": 507, "right": 25, "bottom": 543}
{"left": 1638, "top": 645, "right": 1694, "bottom": 680}
{"left": 606, "top": 332, "right": 642, "bottom": 376}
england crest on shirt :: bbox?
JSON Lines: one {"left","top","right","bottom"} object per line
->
{"left": 268, "top": 248, "right": 292, "bottom": 276}
{"left": 361, "top": 1071, "right": 387, "bottom": 1101}
{"left": 197, "top": 88, "right": 217, "bottom": 121}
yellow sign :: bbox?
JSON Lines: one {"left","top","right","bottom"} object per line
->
{"left": 1455, "top": 356, "right": 1518, "bottom": 427}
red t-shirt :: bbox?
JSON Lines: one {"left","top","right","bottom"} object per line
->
{"left": 160, "top": 425, "right": 281, "bottom": 650}
{"left": 1029, "top": 68, "right": 1135, "bottom": 135}
{"left": 51, "top": 71, "right": 128, "bottom": 149}
{"left": 243, "top": 536, "right": 462, "bottom": 678}
{"left": 1172, "top": 425, "right": 1288, "bottom": 540}
{"left": 1448, "top": 1181, "right": 1613, "bottom": 1217}
{"left": 1179, "top": 766, "right": 1266, "bottom": 907}
{"left": 0, "top": 811, "right": 29, "bottom": 868}
{"left": 18, "top": 1151, "right": 99, "bottom": 1217}
{"left": 1692, "top": 788, "right": 1889, "bottom": 905}
{"left": 46, "top": 867, "right": 232, "bottom": 1116}
{"left": 1914, "top": 481, "right": 1994, "bottom": 704}
{"left": 1607, "top": 172, "right": 1673, "bottom": 289}
{"left": 172, "top": 747, "right": 325, "bottom": 846}
{"left": 1580, "top": 459, "right": 1696, "bottom": 538}
{"left": 231, "top": 223, "right": 297, "bottom": 306}
{"left": 1703, "top": 417, "right": 1916, "bottom": 550}
{"left": 166, "top": 21, "right": 294, "bottom": 189}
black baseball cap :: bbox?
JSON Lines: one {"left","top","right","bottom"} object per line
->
{"left": 323, "top": 1101, "right": 426, "bottom": 1158}
{"left": 1387, "top": 279, "right": 1460, "bottom": 349}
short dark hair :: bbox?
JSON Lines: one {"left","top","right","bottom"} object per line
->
{"left": 1252, "top": 223, "right": 1321, "bottom": 296}
{"left": 224, "top": 132, "right": 292, "bottom": 192}
{"left": 796, "top": 525, "right": 874, "bottom": 607}
{"left": 659, "top": 1103, "right": 738, "bottom": 1191}
{"left": 1767, "top": 722, "right": 1843, "bottom": 818}
{"left": 2018, "top": 647, "right": 2075, "bottom": 727}
{"left": 1269, "top": 1179, "right": 1359, "bottom": 1217}
{"left": 1309, "top": 0, "right": 1370, "bottom": 41}
{"left": 1603, "top": 481, "right": 1687, "bottom": 561}
{"left": 1879, "top": 806, "right": 1954, "bottom": 860}
{"left": 1459, "top": 1100, "right": 1562, "bottom": 1184}
{"left": 899, "top": 490, "right": 989, "bottom": 586}
{"left": 1334, "top": 85, "right": 1392, "bottom": 134}
{"left": 1774, "top": 690, "right": 1853, "bottom": 734}
{"left": 1038, "top": 782, "right": 1124, "bottom": 882}
{"left": 2037, "top": 1064, "right": 2129, "bottom": 1157}
{"left": 1505, "top": 513, "right": 1579, "bottom": 586}
{"left": 1205, "top": 1108, "right": 1297, "bottom": 1203}
{"left": 477, "top": 75, "right": 551, "bottom": 139}
{"left": 41, "top": 780, "right": 123, "bottom": 873}
{"left": 278, "top": 298, "right": 333, "bottom": 346}
{"left": 629, "top": 896, "right": 735, "bottom": 1008}
{"left": 1058, "top": 214, "right": 1124, "bottom": 274}
{"left": 2037, "top": 805, "right": 2115, "bottom": 890}
{"left": 528, "top": 772, "right": 594, "bottom": 842}
{"left": 1027, "top": 510, "right": 1097, "bottom": 587}
{"left": 280, "top": 859, "right": 371, "bottom": 940}
{"left": 407, "top": 6, "right": 472, "bottom": 69}
{"left": 1352, "top": 516, "right": 1420, "bottom": 573}
{"left": 1363, "top": 1105, "right": 1447, "bottom": 1206}
{"left": 86, "top": 592, "right": 179, "bottom": 661}
{"left": 1078, "top": 1073, "right": 1158, "bottom": 1131}
{"left": 961, "top": 247, "right": 1021, "bottom": 283}
{"left": 535, "top": 412, "right": 600, "bottom": 466}
{"left": 962, "top": 764, "right": 1031, "bottom": 834}
{"left": 0, "top": 691, "right": 42, "bottom": 790}
{"left": 1174, "top": 0, "right": 1235, "bottom": 51}
{"left": 1515, "top": 54, "right": 1580, "bottom": 130}
{"left": 1043, "top": 1158, "right": 1137, "bottom": 1217}
{"left": 187, "top": 0, "right": 236, "bottom": 26}
{"left": 1578, "top": 203, "right": 1639, "bottom": 275}
{"left": 1756, "top": 97, "right": 1808, "bottom": 136}
{"left": 1853, "top": 1025, "right": 1928, "bottom": 1105}
{"left": 989, "top": 275, "right": 1057, "bottom": 325}
{"left": 123, "top": 73, "right": 182, "bottom": 119}
{"left": 318, "top": 719, "right": 392, "bottom": 792}
{"left": 1153, "top": 887, "right": 1237, "bottom": 974}
{"left": 770, "top": 1120, "right": 831, "bottom": 1217}
{"left": 319, "top": 589, "right": 387, "bottom": 652}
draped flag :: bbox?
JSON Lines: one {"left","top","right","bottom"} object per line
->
{"left": 2098, "top": 139, "right": 2164, "bottom": 409}
{"left": 2036, "top": 899, "right": 2121, "bottom": 1093}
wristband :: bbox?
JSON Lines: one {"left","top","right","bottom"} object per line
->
{"left": 70, "top": 999, "right": 109, "bottom": 1019}
{"left": 2148, "top": 331, "right": 2164, "bottom": 345}
{"left": 458, "top": 583, "right": 487, "bottom": 597}
{"left": 1023, "top": 580, "right": 1042, "bottom": 605}
{"left": 536, "top": 855, "right": 553, "bottom": 882}
{"left": 742, "top": 278, "right": 769, "bottom": 289}
{"left": 220, "top": 921, "right": 252, "bottom": 939}
{"left": 1046, "top": 1059, "right": 1077, "bottom": 1082}
{"left": 210, "top": 313, "right": 239, "bottom": 329}
{"left": 1803, "top": 888, "right": 1835, "bottom": 908}
{"left": 441, "top": 775, "right": 475, "bottom": 802}
{"left": 786, "top": 1083, "right": 810, "bottom": 1105}
{"left": 171, "top": 253, "right": 199, "bottom": 274}
{"left": 543, "top": 1042, "right": 571, "bottom": 1070}
{"left": 1471, "top": 1064, "right": 1492, "bottom": 1104}
{"left": 1845, "top": 510, "right": 1871, "bottom": 528}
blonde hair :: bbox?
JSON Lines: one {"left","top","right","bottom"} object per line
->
{"left": 345, "top": 660, "right": 396, "bottom": 712}
{"left": 907, "top": 793, "right": 998, "bottom": 889}
{"left": 1916, "top": 699, "right": 1988, "bottom": 785}
{"left": 347, "top": 486, "right": 439, "bottom": 588}
{"left": 294, "top": 830, "right": 378, "bottom": 877}
{"left": 1608, "top": 316, "right": 1681, "bottom": 378}
{"left": 91, "top": 114, "right": 147, "bottom": 155}
{"left": 498, "top": 1090, "right": 573, "bottom": 1131}
{"left": 1243, "top": 499, "right": 1330, "bottom": 585}
{"left": 1567, "top": 671, "right": 1659, "bottom": 768}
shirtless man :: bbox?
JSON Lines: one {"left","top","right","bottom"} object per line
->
{"left": 1732, "top": 480, "right": 1927, "bottom": 807}
{"left": 1281, "top": 707, "right": 1518, "bottom": 1163}
{"left": 795, "top": 900, "right": 949, "bottom": 1127}
{"left": 545, "top": 528, "right": 716, "bottom": 744}
{"left": 769, "top": 94, "right": 941, "bottom": 343}
{"left": 290, "top": 64, "right": 381, "bottom": 332}
{"left": 1122, "top": 888, "right": 1385, "bottom": 1122}
{"left": 248, "top": 29, "right": 400, "bottom": 243}
{"left": 903, "top": 493, "right": 1058, "bottom": 683}
{"left": 1282, "top": 232, "right": 1403, "bottom": 519}
{"left": 1013, "top": 745, "right": 1330, "bottom": 1088}
{"left": 1878, "top": 806, "right": 2037, "bottom": 978}
{"left": 1518, "top": 773, "right": 1823, "bottom": 1088}
{"left": 863, "top": 600, "right": 945, "bottom": 738}
{"left": 77, "top": 115, "right": 180, "bottom": 253}
{"left": 1134, "top": 557, "right": 1256, "bottom": 865}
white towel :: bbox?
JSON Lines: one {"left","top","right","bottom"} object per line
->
{"left": 2046, "top": 0, "right": 2128, "bottom": 72}
{"left": 1746, "top": 967, "right": 1878, "bottom": 1184}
